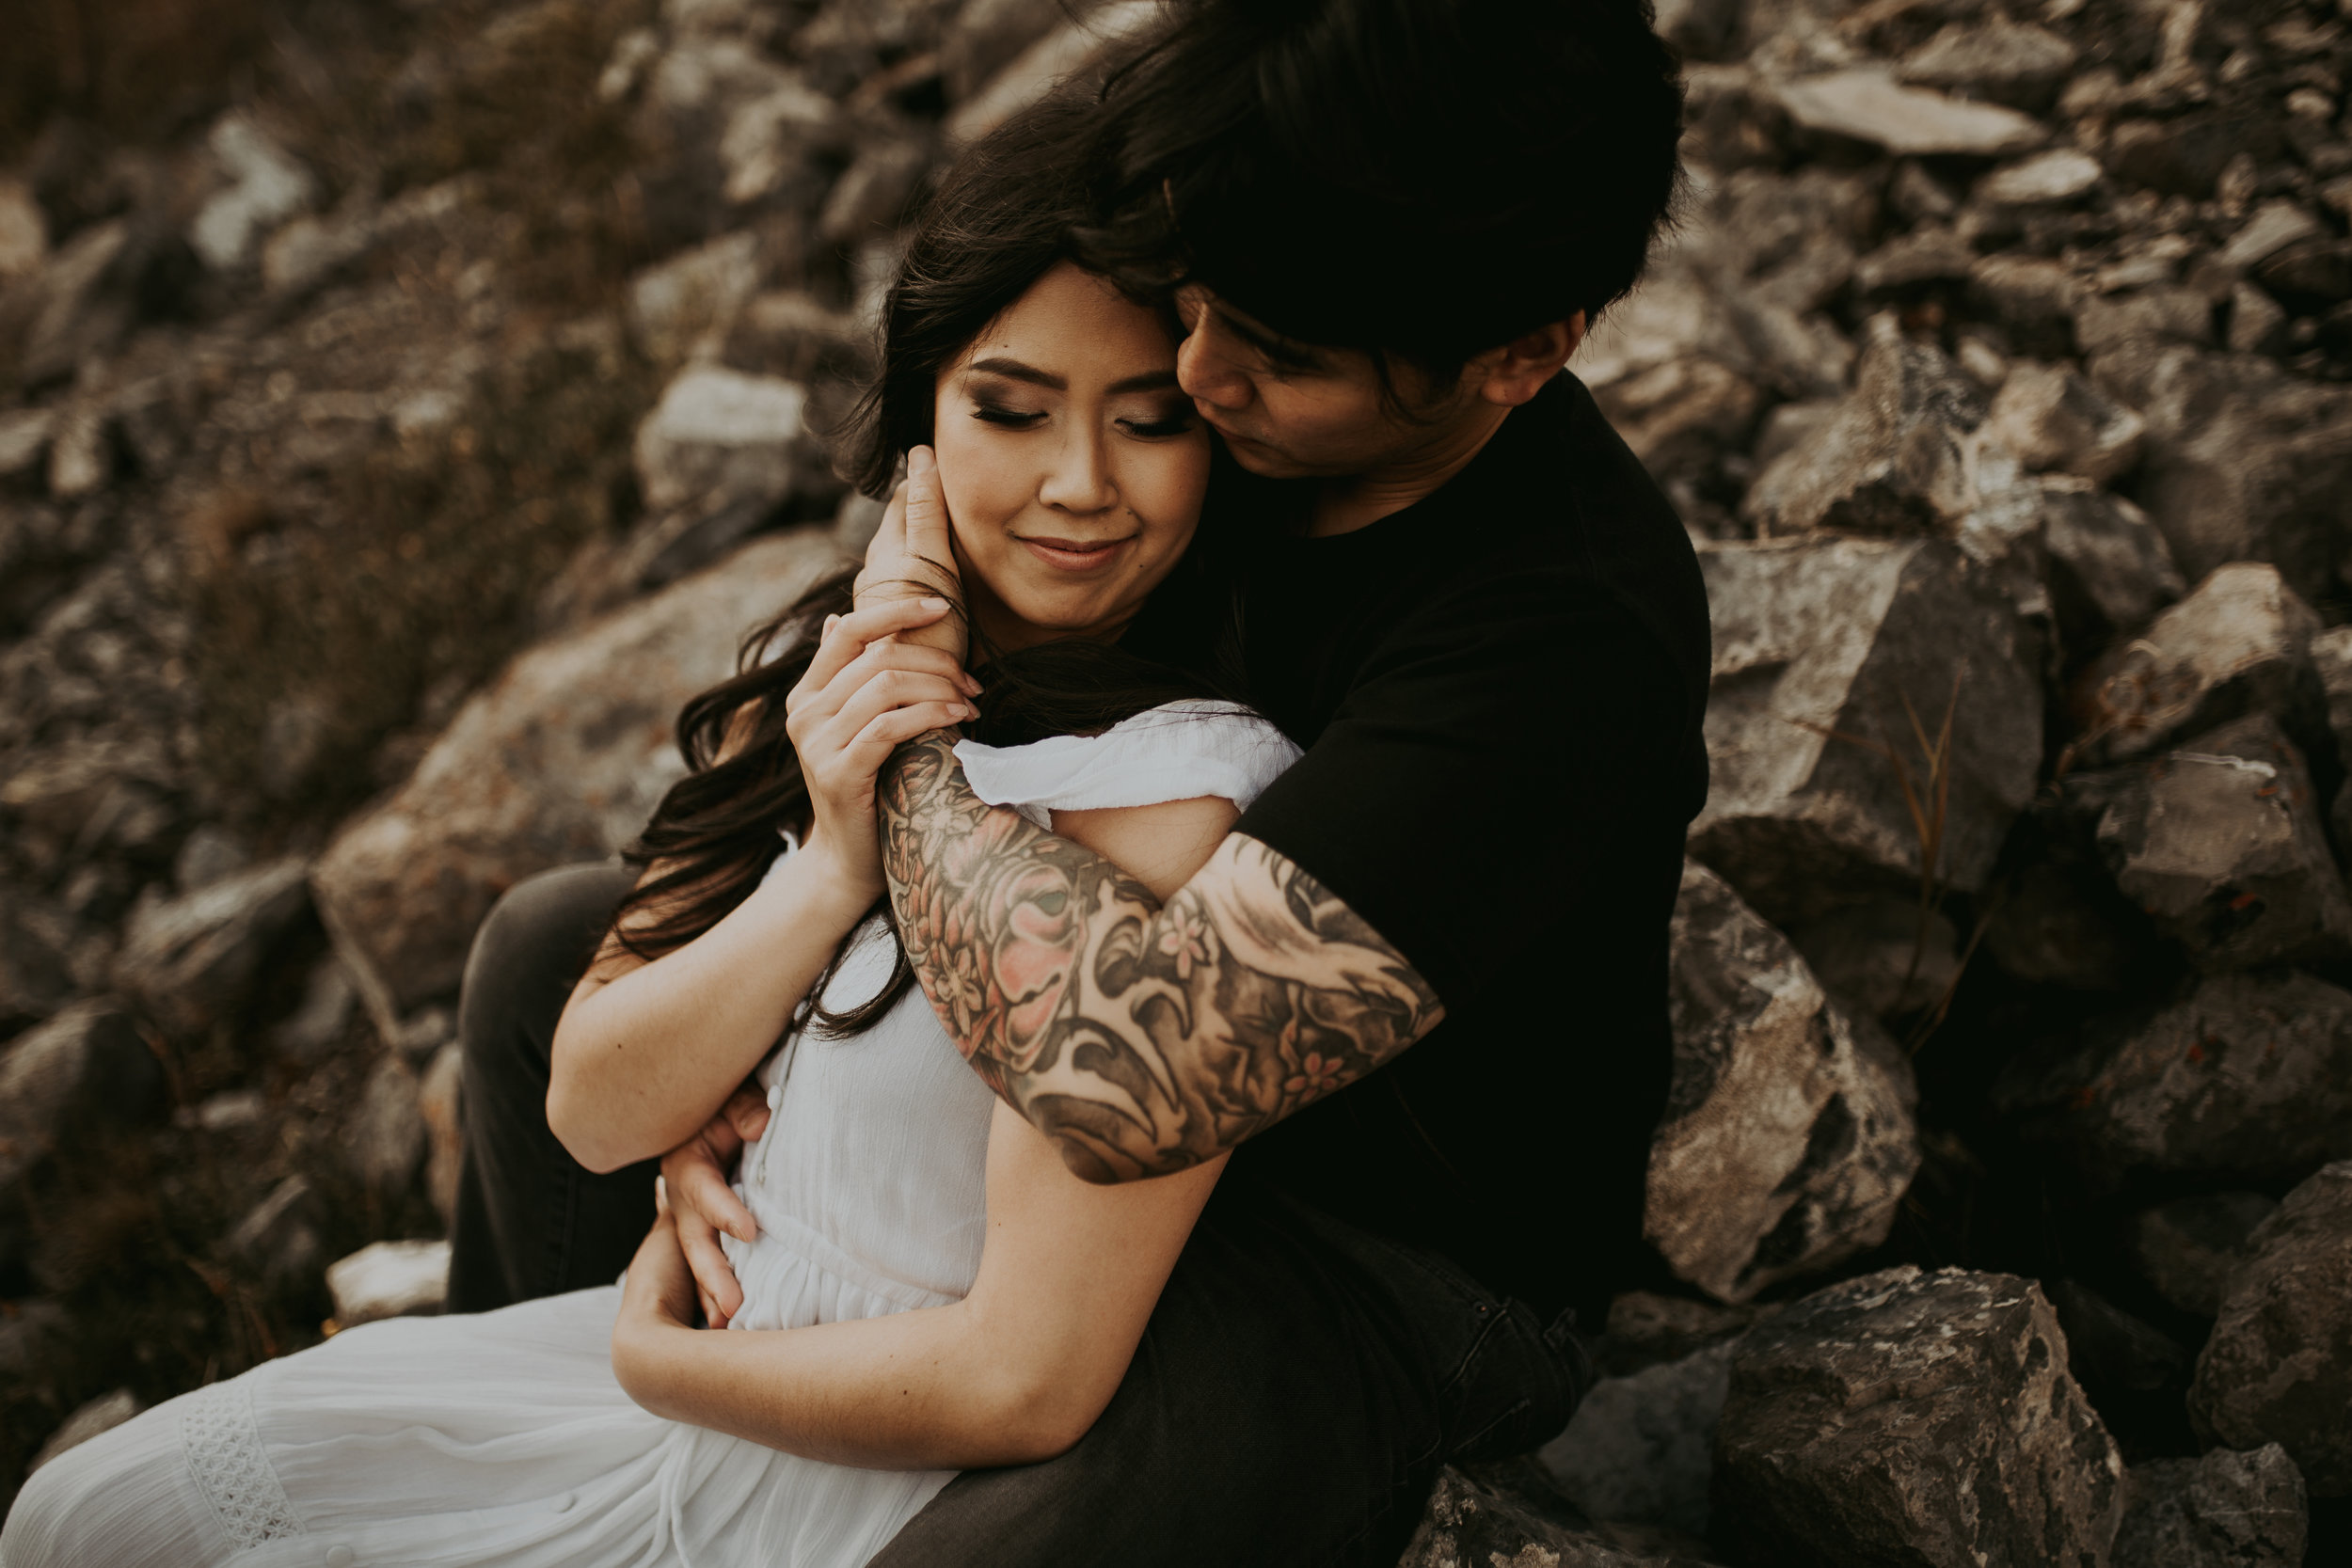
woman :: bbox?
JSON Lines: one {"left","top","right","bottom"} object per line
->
{"left": 2, "top": 112, "right": 1293, "bottom": 1568}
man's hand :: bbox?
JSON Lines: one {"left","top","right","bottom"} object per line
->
{"left": 660, "top": 1085, "right": 772, "bottom": 1328}
{"left": 853, "top": 446, "right": 967, "bottom": 662}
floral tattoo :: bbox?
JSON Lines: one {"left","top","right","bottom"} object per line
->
{"left": 879, "top": 733, "right": 1444, "bottom": 1180}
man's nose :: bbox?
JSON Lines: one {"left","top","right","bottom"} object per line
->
{"left": 1177, "top": 323, "right": 1253, "bottom": 412}
{"left": 1039, "top": 428, "right": 1115, "bottom": 514}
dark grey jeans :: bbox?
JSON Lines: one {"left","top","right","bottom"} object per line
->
{"left": 447, "top": 863, "right": 1589, "bottom": 1567}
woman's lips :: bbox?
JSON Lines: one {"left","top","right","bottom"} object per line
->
{"left": 1017, "top": 534, "right": 1135, "bottom": 571}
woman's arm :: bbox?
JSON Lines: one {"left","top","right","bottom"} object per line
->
{"left": 548, "top": 598, "right": 977, "bottom": 1174}
{"left": 612, "top": 794, "right": 1239, "bottom": 1466}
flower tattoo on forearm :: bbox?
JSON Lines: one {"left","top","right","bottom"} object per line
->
{"left": 879, "top": 733, "right": 1444, "bottom": 1181}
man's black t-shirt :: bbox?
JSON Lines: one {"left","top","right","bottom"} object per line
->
{"left": 1221, "top": 372, "right": 1711, "bottom": 1326}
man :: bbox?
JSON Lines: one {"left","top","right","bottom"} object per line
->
{"left": 451, "top": 1, "right": 1702, "bottom": 1561}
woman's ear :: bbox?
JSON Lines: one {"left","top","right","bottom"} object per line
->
{"left": 1470, "top": 313, "right": 1587, "bottom": 407}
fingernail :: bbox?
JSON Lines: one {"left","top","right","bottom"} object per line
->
{"left": 952, "top": 704, "right": 975, "bottom": 721}
{"left": 920, "top": 596, "right": 948, "bottom": 610}
{"left": 822, "top": 613, "right": 839, "bottom": 634}
{"left": 910, "top": 447, "right": 934, "bottom": 474}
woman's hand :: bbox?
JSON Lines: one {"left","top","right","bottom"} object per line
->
{"left": 782, "top": 594, "right": 978, "bottom": 903}
{"left": 853, "top": 447, "right": 967, "bottom": 663}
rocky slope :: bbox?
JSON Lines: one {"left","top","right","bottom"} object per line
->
{"left": 5, "top": 0, "right": 2352, "bottom": 1560}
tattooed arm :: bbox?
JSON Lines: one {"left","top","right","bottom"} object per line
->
{"left": 879, "top": 732, "right": 1444, "bottom": 1182}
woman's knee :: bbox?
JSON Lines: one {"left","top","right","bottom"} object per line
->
{"left": 2, "top": 1413, "right": 215, "bottom": 1568}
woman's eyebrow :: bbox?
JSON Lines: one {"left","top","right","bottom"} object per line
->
{"left": 966, "top": 359, "right": 1180, "bottom": 395}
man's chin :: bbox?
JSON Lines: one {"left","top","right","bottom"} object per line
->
{"left": 1217, "top": 435, "right": 1313, "bottom": 479}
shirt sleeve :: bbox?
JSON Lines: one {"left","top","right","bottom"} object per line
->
{"left": 1232, "top": 570, "right": 1694, "bottom": 1013}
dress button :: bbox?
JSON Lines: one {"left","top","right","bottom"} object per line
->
{"left": 551, "top": 1491, "right": 576, "bottom": 1514}
{"left": 325, "top": 1547, "right": 356, "bottom": 1568}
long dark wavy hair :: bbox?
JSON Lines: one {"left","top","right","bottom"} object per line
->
{"left": 607, "top": 98, "right": 1249, "bottom": 1040}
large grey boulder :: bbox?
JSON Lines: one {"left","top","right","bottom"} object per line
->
{"left": 312, "top": 529, "right": 848, "bottom": 1037}
{"left": 1539, "top": 1339, "right": 1736, "bottom": 1538}
{"left": 2188, "top": 1161, "right": 2352, "bottom": 1497}
{"left": 2131, "top": 1193, "right": 2280, "bottom": 1319}
{"left": 1994, "top": 972, "right": 2352, "bottom": 1187}
{"left": 112, "top": 858, "right": 312, "bottom": 1037}
{"left": 1742, "top": 326, "right": 1984, "bottom": 538}
{"left": 2071, "top": 564, "right": 2326, "bottom": 768}
{"left": 326, "top": 1239, "right": 451, "bottom": 1328}
{"left": 2062, "top": 715, "right": 2352, "bottom": 973}
{"left": 0, "top": 1000, "right": 166, "bottom": 1192}
{"left": 1649, "top": 863, "right": 1918, "bottom": 1304}
{"left": 2112, "top": 1445, "right": 2306, "bottom": 1568}
{"left": 1689, "top": 535, "right": 2044, "bottom": 927}
{"left": 1712, "top": 1267, "right": 2125, "bottom": 1568}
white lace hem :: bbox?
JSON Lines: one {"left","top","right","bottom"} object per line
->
{"left": 180, "top": 1378, "right": 303, "bottom": 1547}
{"left": 955, "top": 700, "right": 1300, "bottom": 830}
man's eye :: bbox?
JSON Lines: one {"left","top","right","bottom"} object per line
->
{"left": 973, "top": 404, "right": 1044, "bottom": 427}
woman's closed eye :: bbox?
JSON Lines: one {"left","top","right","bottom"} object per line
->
{"left": 972, "top": 402, "right": 1046, "bottom": 428}
{"left": 1117, "top": 409, "right": 1198, "bottom": 439}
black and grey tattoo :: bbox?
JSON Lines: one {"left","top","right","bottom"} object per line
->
{"left": 879, "top": 733, "right": 1444, "bottom": 1180}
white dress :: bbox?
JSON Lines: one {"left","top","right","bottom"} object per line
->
{"left": 2, "top": 703, "right": 1299, "bottom": 1568}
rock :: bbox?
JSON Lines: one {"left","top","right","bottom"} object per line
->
{"left": 817, "top": 139, "right": 930, "bottom": 248}
{"left": 2072, "top": 565, "right": 2326, "bottom": 768}
{"left": 0, "top": 900, "right": 75, "bottom": 1034}
{"left": 326, "top": 1239, "right": 451, "bottom": 1327}
{"left": 945, "top": 0, "right": 1163, "bottom": 146}
{"left": 1981, "top": 858, "right": 2146, "bottom": 991}
{"left": 1689, "top": 535, "right": 2044, "bottom": 925}
{"left": 173, "top": 824, "right": 252, "bottom": 894}
{"left": 1712, "top": 1266, "right": 2125, "bottom": 1568}
{"left": 1743, "top": 325, "right": 1984, "bottom": 538}
{"left": 113, "top": 858, "right": 311, "bottom": 1037}
{"left": 1590, "top": 356, "right": 1763, "bottom": 483}
{"left": 1983, "top": 362, "right": 2144, "bottom": 485}
{"left": 189, "top": 114, "right": 316, "bottom": 271}
{"left": 0, "top": 406, "right": 53, "bottom": 485}
{"left": 226, "top": 1173, "right": 322, "bottom": 1289}
{"left": 0, "top": 1000, "right": 163, "bottom": 1189}
{"left": 2218, "top": 202, "right": 2326, "bottom": 276}
{"left": 1968, "top": 255, "right": 2084, "bottom": 359}
{"left": 0, "top": 176, "right": 46, "bottom": 278}
{"left": 1994, "top": 971, "right": 2352, "bottom": 1187}
{"left": 1598, "top": 1292, "right": 1760, "bottom": 1374}
{"left": 2047, "top": 1277, "right": 2188, "bottom": 1398}
{"left": 627, "top": 230, "right": 764, "bottom": 367}
{"left": 1853, "top": 225, "right": 1977, "bottom": 297}
{"left": 632, "top": 365, "right": 814, "bottom": 516}
{"left": 1978, "top": 150, "right": 2104, "bottom": 208}
{"left": 1772, "top": 68, "right": 2045, "bottom": 159}
{"left": 312, "top": 529, "right": 848, "bottom": 1034}
{"left": 2226, "top": 283, "right": 2289, "bottom": 357}
{"left": 2066, "top": 715, "right": 2352, "bottom": 973}
{"left": 1539, "top": 1339, "right": 1736, "bottom": 1537}
{"left": 2189, "top": 1162, "right": 2352, "bottom": 1496}
{"left": 2131, "top": 1192, "right": 2279, "bottom": 1318}
{"left": 176, "top": 1089, "right": 266, "bottom": 1133}
{"left": 715, "top": 76, "right": 839, "bottom": 206}
{"left": 1898, "top": 19, "right": 2078, "bottom": 113}
{"left": 1399, "top": 1465, "right": 1728, "bottom": 1568}
{"left": 2123, "top": 360, "right": 2352, "bottom": 609}
{"left": 27, "top": 1389, "right": 142, "bottom": 1473}
{"left": 1649, "top": 863, "right": 1919, "bottom": 1304}
{"left": 5, "top": 217, "right": 132, "bottom": 389}
{"left": 1786, "top": 897, "right": 1961, "bottom": 1020}
{"left": 942, "top": 0, "right": 1084, "bottom": 103}
{"left": 419, "top": 1039, "right": 463, "bottom": 1228}
{"left": 723, "top": 291, "right": 869, "bottom": 383}
{"left": 2041, "top": 482, "right": 2184, "bottom": 651}
{"left": 2113, "top": 1445, "right": 2307, "bottom": 1568}
{"left": 2251, "top": 239, "right": 2352, "bottom": 317}
{"left": 347, "top": 1054, "right": 427, "bottom": 1199}
{"left": 269, "top": 956, "right": 355, "bottom": 1062}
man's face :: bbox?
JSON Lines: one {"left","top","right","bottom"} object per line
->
{"left": 1172, "top": 286, "right": 1469, "bottom": 480}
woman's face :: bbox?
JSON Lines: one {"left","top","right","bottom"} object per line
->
{"left": 931, "top": 261, "right": 1209, "bottom": 653}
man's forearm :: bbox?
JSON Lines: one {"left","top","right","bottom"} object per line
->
{"left": 878, "top": 732, "right": 1443, "bottom": 1180}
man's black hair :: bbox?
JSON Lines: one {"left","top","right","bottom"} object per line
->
{"left": 1076, "top": 0, "right": 1685, "bottom": 383}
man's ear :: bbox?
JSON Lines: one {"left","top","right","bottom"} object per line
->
{"left": 1470, "top": 313, "right": 1588, "bottom": 407}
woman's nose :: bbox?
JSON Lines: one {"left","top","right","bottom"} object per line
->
{"left": 1039, "top": 428, "right": 1115, "bottom": 515}
{"left": 1177, "top": 323, "right": 1252, "bottom": 411}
